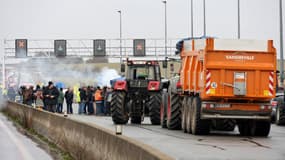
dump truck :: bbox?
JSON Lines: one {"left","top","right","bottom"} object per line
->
{"left": 161, "top": 38, "right": 276, "bottom": 136}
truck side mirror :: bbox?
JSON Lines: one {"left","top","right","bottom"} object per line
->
{"left": 121, "top": 64, "right": 125, "bottom": 73}
{"left": 162, "top": 60, "right": 167, "bottom": 69}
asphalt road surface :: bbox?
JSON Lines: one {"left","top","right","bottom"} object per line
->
{"left": 69, "top": 114, "right": 285, "bottom": 160}
{"left": 0, "top": 113, "right": 52, "bottom": 160}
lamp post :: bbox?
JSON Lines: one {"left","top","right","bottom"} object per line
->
{"left": 203, "top": 0, "right": 206, "bottom": 37}
{"left": 162, "top": 0, "right": 167, "bottom": 78}
{"left": 279, "top": 0, "right": 284, "bottom": 85}
{"left": 2, "top": 39, "right": 5, "bottom": 89}
{"left": 118, "top": 10, "right": 122, "bottom": 65}
{"left": 190, "top": 0, "right": 194, "bottom": 38}
{"left": 237, "top": 0, "right": 240, "bottom": 39}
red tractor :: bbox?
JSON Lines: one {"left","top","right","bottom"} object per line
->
{"left": 111, "top": 60, "right": 164, "bottom": 125}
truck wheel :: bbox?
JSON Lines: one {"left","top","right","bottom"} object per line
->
{"left": 160, "top": 91, "right": 167, "bottom": 128}
{"left": 148, "top": 93, "right": 162, "bottom": 125}
{"left": 186, "top": 97, "right": 193, "bottom": 133}
{"left": 238, "top": 120, "right": 255, "bottom": 136}
{"left": 166, "top": 93, "right": 182, "bottom": 130}
{"left": 111, "top": 91, "right": 129, "bottom": 124}
{"left": 276, "top": 106, "right": 281, "bottom": 125}
{"left": 276, "top": 106, "right": 285, "bottom": 125}
{"left": 191, "top": 97, "right": 210, "bottom": 135}
{"left": 254, "top": 121, "right": 270, "bottom": 137}
{"left": 212, "top": 119, "right": 236, "bottom": 131}
{"left": 181, "top": 97, "right": 188, "bottom": 133}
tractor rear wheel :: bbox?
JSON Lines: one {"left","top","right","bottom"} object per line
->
{"left": 166, "top": 93, "right": 182, "bottom": 130}
{"left": 111, "top": 91, "right": 129, "bottom": 124}
{"left": 160, "top": 90, "right": 168, "bottom": 128}
{"left": 148, "top": 93, "right": 162, "bottom": 125}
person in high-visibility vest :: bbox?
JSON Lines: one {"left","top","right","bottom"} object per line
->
{"left": 73, "top": 85, "right": 80, "bottom": 103}
{"left": 76, "top": 90, "right": 80, "bottom": 103}
{"left": 94, "top": 86, "right": 104, "bottom": 115}
{"left": 2, "top": 88, "right": 8, "bottom": 99}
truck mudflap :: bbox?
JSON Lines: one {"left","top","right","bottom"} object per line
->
{"left": 201, "top": 102, "right": 272, "bottom": 120}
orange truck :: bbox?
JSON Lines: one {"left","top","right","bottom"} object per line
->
{"left": 160, "top": 38, "right": 276, "bottom": 136}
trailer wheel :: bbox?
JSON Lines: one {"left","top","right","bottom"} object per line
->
{"left": 254, "top": 121, "right": 271, "bottom": 137}
{"left": 148, "top": 93, "right": 162, "bottom": 125}
{"left": 166, "top": 93, "right": 182, "bottom": 130}
{"left": 111, "top": 91, "right": 129, "bottom": 124}
{"left": 181, "top": 97, "right": 188, "bottom": 133}
{"left": 160, "top": 90, "right": 167, "bottom": 128}
{"left": 191, "top": 97, "right": 210, "bottom": 135}
{"left": 238, "top": 120, "right": 255, "bottom": 136}
{"left": 186, "top": 97, "right": 193, "bottom": 133}
{"left": 212, "top": 119, "right": 236, "bottom": 131}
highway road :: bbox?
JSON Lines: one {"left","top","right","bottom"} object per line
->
{"left": 70, "top": 114, "right": 285, "bottom": 160}
{"left": 0, "top": 113, "right": 52, "bottom": 160}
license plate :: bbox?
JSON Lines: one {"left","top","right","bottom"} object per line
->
{"left": 217, "top": 104, "right": 231, "bottom": 108}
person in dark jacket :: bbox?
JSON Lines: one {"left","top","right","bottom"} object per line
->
{"left": 87, "top": 86, "right": 94, "bottom": 115}
{"left": 7, "top": 87, "right": 16, "bottom": 101}
{"left": 56, "top": 88, "right": 64, "bottom": 113}
{"left": 43, "top": 81, "right": 59, "bottom": 113}
{"left": 79, "top": 87, "right": 87, "bottom": 114}
{"left": 22, "top": 86, "right": 34, "bottom": 106}
{"left": 65, "top": 88, "right": 74, "bottom": 114}
{"left": 104, "top": 86, "right": 113, "bottom": 116}
{"left": 42, "top": 86, "right": 47, "bottom": 110}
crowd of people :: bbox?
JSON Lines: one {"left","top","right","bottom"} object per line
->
{"left": 13, "top": 81, "right": 113, "bottom": 116}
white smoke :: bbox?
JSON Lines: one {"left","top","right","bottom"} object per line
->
{"left": 11, "top": 59, "right": 121, "bottom": 88}
{"left": 96, "top": 67, "right": 121, "bottom": 87}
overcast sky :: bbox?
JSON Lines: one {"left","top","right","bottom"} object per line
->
{"left": 0, "top": 0, "right": 284, "bottom": 57}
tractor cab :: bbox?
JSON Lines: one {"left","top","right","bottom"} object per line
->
{"left": 125, "top": 60, "right": 161, "bottom": 81}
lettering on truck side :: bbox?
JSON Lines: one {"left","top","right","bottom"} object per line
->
{"left": 225, "top": 55, "right": 255, "bottom": 60}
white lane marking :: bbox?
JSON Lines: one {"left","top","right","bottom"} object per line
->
{"left": 0, "top": 119, "right": 35, "bottom": 160}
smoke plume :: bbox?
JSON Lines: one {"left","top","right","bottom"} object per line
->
{"left": 9, "top": 58, "right": 121, "bottom": 88}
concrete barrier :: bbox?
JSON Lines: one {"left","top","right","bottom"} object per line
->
{"left": 5, "top": 101, "right": 173, "bottom": 160}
